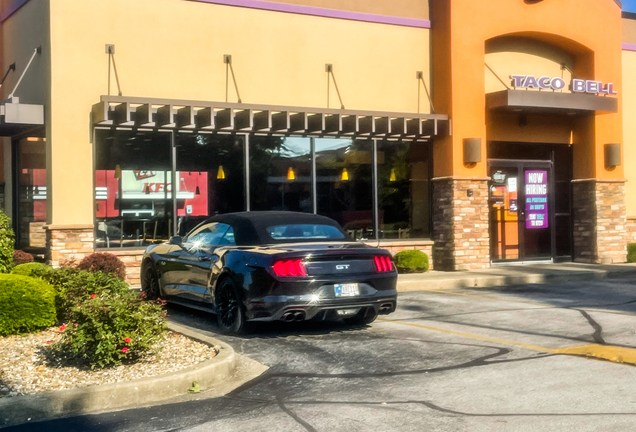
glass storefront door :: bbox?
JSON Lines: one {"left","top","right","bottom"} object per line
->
{"left": 489, "top": 160, "right": 554, "bottom": 263}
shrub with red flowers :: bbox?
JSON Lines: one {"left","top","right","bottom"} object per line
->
{"left": 42, "top": 267, "right": 129, "bottom": 321}
{"left": 13, "top": 250, "right": 34, "bottom": 265}
{"left": 52, "top": 290, "right": 166, "bottom": 368}
{"left": 77, "top": 252, "right": 127, "bottom": 281}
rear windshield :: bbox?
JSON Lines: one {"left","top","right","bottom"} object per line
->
{"left": 267, "top": 224, "right": 345, "bottom": 241}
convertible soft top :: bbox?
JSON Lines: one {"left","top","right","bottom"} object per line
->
{"left": 204, "top": 211, "right": 352, "bottom": 246}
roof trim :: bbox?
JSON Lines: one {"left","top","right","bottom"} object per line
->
{"left": 187, "top": 0, "right": 431, "bottom": 28}
{"left": 93, "top": 95, "right": 448, "bottom": 141}
{"left": 623, "top": 42, "right": 636, "bottom": 51}
{"left": 0, "top": 0, "right": 30, "bottom": 23}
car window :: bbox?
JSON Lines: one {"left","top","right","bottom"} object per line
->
{"left": 267, "top": 224, "right": 345, "bottom": 241}
{"left": 185, "top": 222, "right": 230, "bottom": 248}
{"left": 217, "top": 227, "right": 236, "bottom": 246}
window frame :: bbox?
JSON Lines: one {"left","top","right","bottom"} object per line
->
{"left": 92, "top": 129, "right": 434, "bottom": 250}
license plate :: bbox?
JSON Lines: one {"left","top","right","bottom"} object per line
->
{"left": 334, "top": 283, "right": 359, "bottom": 297}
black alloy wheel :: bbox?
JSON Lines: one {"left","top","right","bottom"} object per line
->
{"left": 215, "top": 279, "right": 245, "bottom": 334}
{"left": 344, "top": 307, "right": 379, "bottom": 326}
{"left": 142, "top": 265, "right": 160, "bottom": 300}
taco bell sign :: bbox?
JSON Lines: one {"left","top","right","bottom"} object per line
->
{"left": 510, "top": 74, "right": 617, "bottom": 95}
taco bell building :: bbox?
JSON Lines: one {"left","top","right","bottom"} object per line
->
{"left": 0, "top": 0, "right": 634, "bottom": 285}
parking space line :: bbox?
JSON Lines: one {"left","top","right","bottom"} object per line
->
{"left": 378, "top": 318, "right": 636, "bottom": 366}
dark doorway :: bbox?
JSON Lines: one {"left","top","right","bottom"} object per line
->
{"left": 488, "top": 142, "right": 572, "bottom": 263}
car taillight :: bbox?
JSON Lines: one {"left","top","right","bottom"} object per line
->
{"left": 272, "top": 260, "right": 308, "bottom": 277}
{"left": 374, "top": 256, "right": 393, "bottom": 272}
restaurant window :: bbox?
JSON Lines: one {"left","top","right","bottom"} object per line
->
{"left": 94, "top": 130, "right": 172, "bottom": 248}
{"left": 315, "top": 139, "right": 373, "bottom": 240}
{"left": 377, "top": 141, "right": 431, "bottom": 239}
{"left": 175, "top": 134, "right": 245, "bottom": 236}
{"left": 250, "top": 136, "right": 312, "bottom": 213}
{"left": 16, "top": 137, "right": 47, "bottom": 250}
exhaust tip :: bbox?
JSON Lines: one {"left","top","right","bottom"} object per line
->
{"left": 379, "top": 303, "right": 393, "bottom": 314}
{"left": 282, "top": 310, "right": 306, "bottom": 322}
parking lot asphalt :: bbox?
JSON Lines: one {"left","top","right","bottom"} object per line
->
{"left": 7, "top": 278, "right": 636, "bottom": 432}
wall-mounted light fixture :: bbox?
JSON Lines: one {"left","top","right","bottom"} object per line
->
{"left": 604, "top": 143, "right": 621, "bottom": 169}
{"left": 463, "top": 138, "right": 482, "bottom": 166}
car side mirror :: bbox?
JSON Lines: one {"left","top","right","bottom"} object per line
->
{"left": 169, "top": 236, "right": 183, "bottom": 245}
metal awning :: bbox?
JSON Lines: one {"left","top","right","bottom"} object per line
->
{"left": 486, "top": 89, "right": 618, "bottom": 115}
{"left": 0, "top": 97, "right": 44, "bottom": 136}
{"left": 92, "top": 96, "right": 449, "bottom": 141}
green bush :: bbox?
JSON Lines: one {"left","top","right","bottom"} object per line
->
{"left": 0, "top": 274, "right": 56, "bottom": 336}
{"left": 42, "top": 267, "right": 129, "bottom": 321}
{"left": 77, "top": 252, "right": 127, "bottom": 281}
{"left": 394, "top": 250, "right": 429, "bottom": 273}
{"left": 12, "top": 262, "right": 53, "bottom": 278}
{"left": 52, "top": 291, "right": 166, "bottom": 368}
{"left": 0, "top": 210, "right": 14, "bottom": 273}
{"left": 628, "top": 244, "right": 636, "bottom": 263}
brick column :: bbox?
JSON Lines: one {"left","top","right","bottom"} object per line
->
{"left": 432, "top": 177, "right": 490, "bottom": 271}
{"left": 572, "top": 179, "right": 627, "bottom": 264}
{"left": 46, "top": 225, "right": 95, "bottom": 267}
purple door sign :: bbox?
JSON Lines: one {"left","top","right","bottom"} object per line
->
{"left": 525, "top": 170, "right": 548, "bottom": 229}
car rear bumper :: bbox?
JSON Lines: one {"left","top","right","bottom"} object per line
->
{"left": 245, "top": 280, "right": 398, "bottom": 322}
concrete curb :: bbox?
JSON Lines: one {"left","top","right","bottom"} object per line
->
{"left": 397, "top": 266, "right": 636, "bottom": 292}
{"left": 0, "top": 324, "right": 237, "bottom": 427}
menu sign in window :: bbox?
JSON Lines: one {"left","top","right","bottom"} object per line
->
{"left": 525, "top": 171, "right": 548, "bottom": 229}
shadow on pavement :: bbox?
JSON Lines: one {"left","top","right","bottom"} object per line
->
{"left": 166, "top": 302, "right": 371, "bottom": 341}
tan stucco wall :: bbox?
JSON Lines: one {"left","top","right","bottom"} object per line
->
{"left": 485, "top": 37, "right": 574, "bottom": 94}
{"left": 623, "top": 49, "right": 636, "bottom": 217}
{"left": 623, "top": 17, "right": 636, "bottom": 44}
{"left": 44, "top": 0, "right": 430, "bottom": 226}
{"left": 264, "top": 0, "right": 429, "bottom": 20}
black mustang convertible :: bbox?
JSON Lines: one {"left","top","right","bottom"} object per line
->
{"left": 141, "top": 211, "right": 398, "bottom": 333}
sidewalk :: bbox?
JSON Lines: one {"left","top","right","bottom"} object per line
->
{"left": 397, "top": 263, "right": 636, "bottom": 292}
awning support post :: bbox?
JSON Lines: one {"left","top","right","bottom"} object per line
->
{"left": 9, "top": 47, "right": 41, "bottom": 99}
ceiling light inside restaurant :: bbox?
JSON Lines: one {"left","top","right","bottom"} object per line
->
{"left": 389, "top": 168, "right": 397, "bottom": 182}
{"left": 114, "top": 165, "right": 122, "bottom": 179}
{"left": 217, "top": 166, "right": 226, "bottom": 180}
{"left": 287, "top": 167, "right": 296, "bottom": 181}
{"left": 341, "top": 168, "right": 349, "bottom": 181}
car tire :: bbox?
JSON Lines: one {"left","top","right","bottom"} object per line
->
{"left": 142, "top": 263, "right": 161, "bottom": 300}
{"left": 344, "top": 307, "right": 379, "bottom": 326}
{"left": 215, "top": 278, "right": 246, "bottom": 334}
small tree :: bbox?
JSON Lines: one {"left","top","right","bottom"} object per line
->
{"left": 0, "top": 210, "right": 15, "bottom": 273}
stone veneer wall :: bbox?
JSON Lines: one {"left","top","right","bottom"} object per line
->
{"left": 627, "top": 217, "right": 636, "bottom": 244}
{"left": 46, "top": 225, "right": 144, "bottom": 287}
{"left": 432, "top": 178, "right": 490, "bottom": 271}
{"left": 29, "top": 222, "right": 47, "bottom": 248}
{"left": 572, "top": 180, "right": 627, "bottom": 264}
{"left": 108, "top": 250, "right": 144, "bottom": 287}
{"left": 46, "top": 225, "right": 95, "bottom": 267}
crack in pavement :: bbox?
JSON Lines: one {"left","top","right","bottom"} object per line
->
{"left": 276, "top": 395, "right": 318, "bottom": 432}
{"left": 277, "top": 399, "right": 636, "bottom": 418}
{"left": 576, "top": 309, "right": 606, "bottom": 345}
